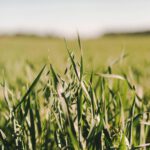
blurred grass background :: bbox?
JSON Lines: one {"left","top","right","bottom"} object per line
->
{"left": 0, "top": 35, "right": 150, "bottom": 93}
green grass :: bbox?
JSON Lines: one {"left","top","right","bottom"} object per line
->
{"left": 0, "top": 35, "right": 150, "bottom": 149}
{"left": 0, "top": 35, "right": 150, "bottom": 68}
{"left": 0, "top": 35, "right": 150, "bottom": 95}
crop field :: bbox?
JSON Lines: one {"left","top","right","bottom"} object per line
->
{"left": 0, "top": 35, "right": 150, "bottom": 86}
{"left": 0, "top": 35, "right": 150, "bottom": 149}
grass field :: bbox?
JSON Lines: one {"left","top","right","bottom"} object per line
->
{"left": 0, "top": 35, "right": 150, "bottom": 91}
{"left": 0, "top": 35, "right": 150, "bottom": 149}
{"left": 1, "top": 35, "right": 150, "bottom": 70}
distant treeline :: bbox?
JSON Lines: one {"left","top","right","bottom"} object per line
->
{"left": 0, "top": 33, "right": 60, "bottom": 39}
{"left": 103, "top": 30, "right": 150, "bottom": 37}
{"left": 1, "top": 30, "right": 150, "bottom": 38}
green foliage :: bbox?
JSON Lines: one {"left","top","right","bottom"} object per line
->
{"left": 0, "top": 41, "right": 150, "bottom": 149}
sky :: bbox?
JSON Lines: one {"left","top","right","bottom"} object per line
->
{"left": 0, "top": 0, "right": 150, "bottom": 38}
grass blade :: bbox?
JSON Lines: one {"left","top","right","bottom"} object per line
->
{"left": 14, "top": 65, "right": 46, "bottom": 111}
{"left": 50, "top": 64, "right": 58, "bottom": 90}
{"left": 29, "top": 106, "right": 36, "bottom": 150}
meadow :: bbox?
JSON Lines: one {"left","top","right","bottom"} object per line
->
{"left": 0, "top": 35, "right": 150, "bottom": 149}
{"left": 1, "top": 35, "right": 150, "bottom": 95}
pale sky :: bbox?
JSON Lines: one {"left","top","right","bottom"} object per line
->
{"left": 0, "top": 0, "right": 150, "bottom": 38}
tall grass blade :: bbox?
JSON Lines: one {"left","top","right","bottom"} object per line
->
{"left": 29, "top": 106, "right": 36, "bottom": 150}
{"left": 14, "top": 65, "right": 46, "bottom": 111}
{"left": 50, "top": 64, "right": 58, "bottom": 90}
